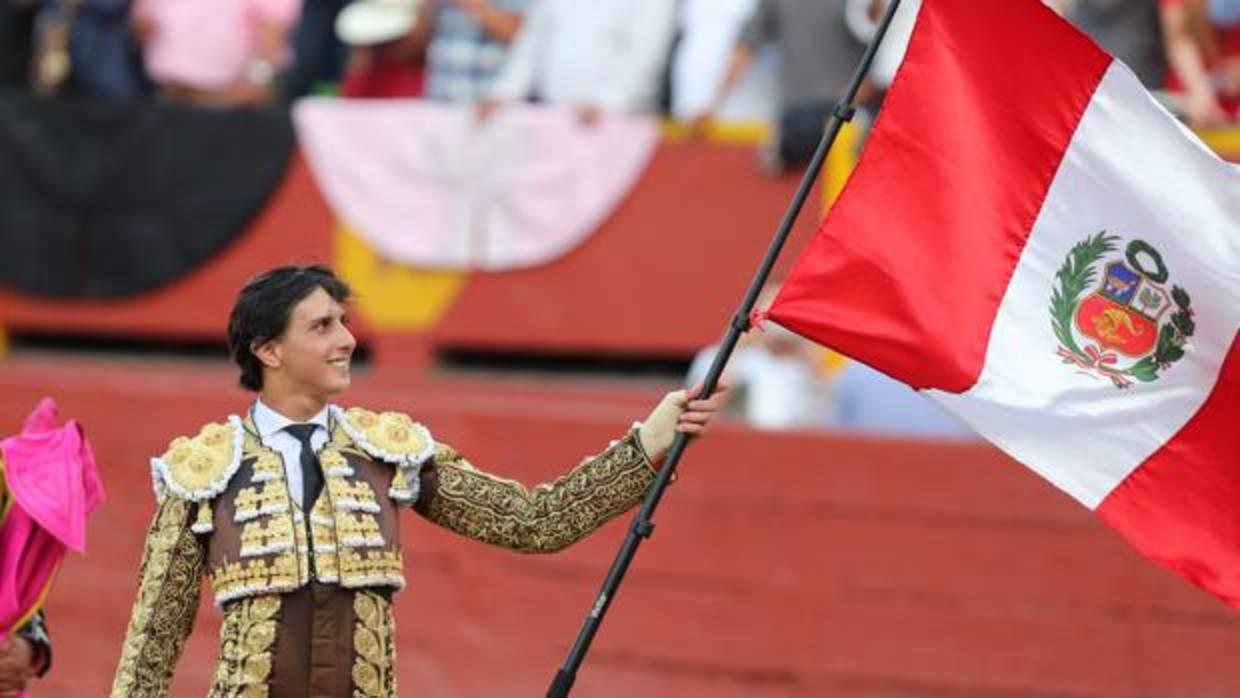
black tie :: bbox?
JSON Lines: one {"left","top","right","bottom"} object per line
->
{"left": 284, "top": 424, "right": 324, "bottom": 508}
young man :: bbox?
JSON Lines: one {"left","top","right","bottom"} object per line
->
{"left": 111, "top": 265, "right": 726, "bottom": 697}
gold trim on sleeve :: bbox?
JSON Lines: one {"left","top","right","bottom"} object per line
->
{"left": 110, "top": 497, "right": 207, "bottom": 697}
{"left": 423, "top": 432, "right": 655, "bottom": 553}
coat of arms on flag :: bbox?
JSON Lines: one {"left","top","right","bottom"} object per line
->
{"left": 1052, "top": 232, "right": 1196, "bottom": 389}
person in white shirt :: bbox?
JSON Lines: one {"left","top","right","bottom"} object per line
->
{"left": 672, "top": 0, "right": 778, "bottom": 124}
{"left": 483, "top": 0, "right": 678, "bottom": 122}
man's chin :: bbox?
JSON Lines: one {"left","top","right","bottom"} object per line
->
{"left": 322, "top": 374, "right": 351, "bottom": 396}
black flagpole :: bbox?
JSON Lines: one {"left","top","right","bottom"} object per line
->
{"left": 546, "top": 2, "right": 906, "bottom": 695}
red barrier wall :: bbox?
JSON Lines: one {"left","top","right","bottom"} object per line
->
{"left": 430, "top": 140, "right": 820, "bottom": 355}
{"left": 4, "top": 356, "right": 1238, "bottom": 697}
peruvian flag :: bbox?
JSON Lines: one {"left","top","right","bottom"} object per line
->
{"left": 767, "top": 0, "right": 1240, "bottom": 605}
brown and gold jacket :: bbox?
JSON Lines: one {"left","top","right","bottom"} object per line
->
{"left": 111, "top": 406, "right": 657, "bottom": 697}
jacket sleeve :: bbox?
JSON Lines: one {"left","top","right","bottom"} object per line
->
{"left": 414, "top": 429, "right": 657, "bottom": 553}
{"left": 110, "top": 497, "right": 207, "bottom": 698}
{"left": 15, "top": 611, "right": 51, "bottom": 677}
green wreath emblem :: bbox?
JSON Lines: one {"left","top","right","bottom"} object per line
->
{"left": 1050, "top": 231, "right": 1195, "bottom": 388}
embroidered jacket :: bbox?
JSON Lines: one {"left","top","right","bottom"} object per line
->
{"left": 110, "top": 406, "right": 656, "bottom": 697}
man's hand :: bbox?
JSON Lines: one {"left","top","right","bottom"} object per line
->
{"left": 0, "top": 636, "right": 34, "bottom": 697}
{"left": 638, "top": 383, "right": 732, "bottom": 462}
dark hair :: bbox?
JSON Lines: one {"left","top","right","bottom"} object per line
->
{"left": 227, "top": 265, "right": 352, "bottom": 391}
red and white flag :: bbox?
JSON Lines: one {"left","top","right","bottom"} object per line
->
{"left": 767, "top": 0, "right": 1240, "bottom": 604}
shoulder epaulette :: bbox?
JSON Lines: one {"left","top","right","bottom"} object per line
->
{"left": 150, "top": 417, "right": 244, "bottom": 505}
{"left": 332, "top": 406, "right": 434, "bottom": 503}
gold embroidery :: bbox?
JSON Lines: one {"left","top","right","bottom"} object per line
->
{"left": 293, "top": 510, "right": 311, "bottom": 583}
{"left": 320, "top": 448, "right": 353, "bottom": 476}
{"left": 209, "top": 600, "right": 241, "bottom": 695}
{"left": 207, "top": 414, "right": 406, "bottom": 601}
{"left": 316, "top": 551, "right": 340, "bottom": 582}
{"left": 208, "top": 595, "right": 280, "bottom": 697}
{"left": 110, "top": 497, "right": 206, "bottom": 697}
{"left": 390, "top": 467, "right": 411, "bottom": 496}
{"left": 159, "top": 422, "right": 236, "bottom": 498}
{"left": 328, "top": 478, "right": 379, "bottom": 508}
{"left": 239, "top": 517, "right": 295, "bottom": 558}
{"left": 343, "top": 408, "right": 432, "bottom": 459}
{"left": 351, "top": 591, "right": 395, "bottom": 697}
{"left": 233, "top": 482, "right": 289, "bottom": 522}
{"left": 424, "top": 432, "right": 654, "bottom": 553}
{"left": 336, "top": 513, "right": 384, "bottom": 548}
{"left": 250, "top": 451, "right": 283, "bottom": 482}
{"left": 338, "top": 548, "right": 404, "bottom": 588}
{"left": 193, "top": 501, "right": 215, "bottom": 534}
{"left": 211, "top": 556, "right": 299, "bottom": 603}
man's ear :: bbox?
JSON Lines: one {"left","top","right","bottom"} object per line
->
{"left": 252, "top": 338, "right": 282, "bottom": 370}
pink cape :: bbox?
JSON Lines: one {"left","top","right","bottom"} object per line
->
{"left": 1, "top": 398, "right": 104, "bottom": 637}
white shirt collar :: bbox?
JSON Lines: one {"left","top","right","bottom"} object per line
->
{"left": 252, "top": 399, "right": 330, "bottom": 439}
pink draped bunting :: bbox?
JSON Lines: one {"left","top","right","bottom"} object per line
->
{"left": 293, "top": 99, "right": 659, "bottom": 270}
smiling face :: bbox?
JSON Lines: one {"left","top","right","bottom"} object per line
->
{"left": 254, "top": 287, "right": 357, "bottom": 405}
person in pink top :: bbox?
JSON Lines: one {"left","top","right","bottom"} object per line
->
{"left": 131, "top": 0, "right": 302, "bottom": 107}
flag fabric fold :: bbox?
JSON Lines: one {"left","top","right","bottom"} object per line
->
{"left": 767, "top": 0, "right": 1240, "bottom": 605}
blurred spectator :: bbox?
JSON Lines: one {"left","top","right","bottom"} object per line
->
{"left": 32, "top": 0, "right": 148, "bottom": 100}
{"left": 671, "top": 0, "right": 777, "bottom": 123}
{"left": 701, "top": 0, "right": 864, "bottom": 172}
{"left": 28, "top": 0, "right": 73, "bottom": 96}
{"left": 827, "top": 360, "right": 977, "bottom": 440}
{"left": 336, "top": 0, "right": 430, "bottom": 98}
{"left": 844, "top": 0, "right": 921, "bottom": 93}
{"left": 0, "top": 1, "right": 38, "bottom": 90}
{"left": 485, "top": 0, "right": 678, "bottom": 122}
{"left": 284, "top": 0, "right": 350, "bottom": 99}
{"left": 1051, "top": 0, "right": 1167, "bottom": 89}
{"left": 425, "top": 0, "right": 531, "bottom": 102}
{"left": 1158, "top": 0, "right": 1240, "bottom": 126}
{"left": 132, "top": 0, "right": 302, "bottom": 107}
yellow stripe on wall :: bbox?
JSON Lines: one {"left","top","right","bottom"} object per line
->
{"left": 333, "top": 225, "right": 468, "bottom": 331}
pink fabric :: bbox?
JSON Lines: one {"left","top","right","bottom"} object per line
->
{"left": 135, "top": 0, "right": 302, "bottom": 89}
{"left": 293, "top": 99, "right": 659, "bottom": 270}
{"left": 0, "top": 398, "right": 104, "bottom": 635}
